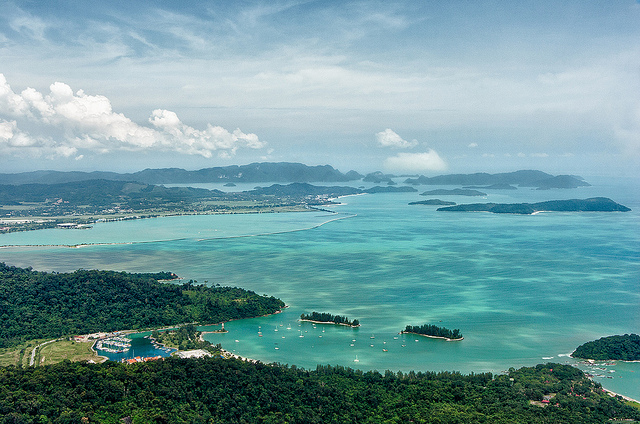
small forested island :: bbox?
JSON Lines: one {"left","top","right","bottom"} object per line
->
{"left": 402, "top": 324, "right": 463, "bottom": 341}
{"left": 0, "top": 263, "right": 285, "bottom": 348}
{"left": 408, "top": 199, "right": 456, "bottom": 206}
{"left": 300, "top": 312, "right": 360, "bottom": 327}
{"left": 1, "top": 361, "right": 638, "bottom": 422}
{"left": 421, "top": 188, "right": 487, "bottom": 196}
{"left": 572, "top": 334, "right": 640, "bottom": 361}
{"left": 437, "top": 197, "right": 631, "bottom": 214}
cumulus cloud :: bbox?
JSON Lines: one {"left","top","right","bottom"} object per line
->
{"left": 375, "top": 128, "right": 417, "bottom": 148}
{"left": 0, "top": 74, "right": 266, "bottom": 159}
{"left": 467, "top": 142, "right": 478, "bottom": 148}
{"left": 383, "top": 150, "right": 447, "bottom": 173}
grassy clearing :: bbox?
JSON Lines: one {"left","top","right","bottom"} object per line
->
{"left": 38, "top": 340, "right": 106, "bottom": 366}
{"left": 0, "top": 338, "right": 49, "bottom": 368}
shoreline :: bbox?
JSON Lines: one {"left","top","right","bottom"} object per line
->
{"left": 401, "top": 331, "right": 464, "bottom": 342}
{"left": 602, "top": 388, "right": 640, "bottom": 405}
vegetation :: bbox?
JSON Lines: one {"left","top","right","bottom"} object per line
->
{"left": 0, "top": 360, "right": 637, "bottom": 423}
{"left": 152, "top": 324, "right": 222, "bottom": 355}
{"left": 437, "top": 198, "right": 631, "bottom": 214}
{"left": 0, "top": 263, "right": 284, "bottom": 348}
{"left": 36, "top": 339, "right": 104, "bottom": 366}
{"left": 403, "top": 324, "right": 463, "bottom": 340}
{"left": 572, "top": 334, "right": 640, "bottom": 361}
{"left": 300, "top": 312, "right": 360, "bottom": 327}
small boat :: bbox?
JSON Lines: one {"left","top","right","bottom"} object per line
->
{"left": 354, "top": 355, "right": 359, "bottom": 363}
{"left": 382, "top": 349, "right": 388, "bottom": 352}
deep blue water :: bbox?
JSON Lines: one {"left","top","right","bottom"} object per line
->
{"left": 1, "top": 176, "right": 638, "bottom": 399}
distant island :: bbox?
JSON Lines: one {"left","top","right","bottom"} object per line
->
{"left": 404, "top": 170, "right": 590, "bottom": 189}
{"left": 421, "top": 188, "right": 487, "bottom": 196}
{"left": 300, "top": 312, "right": 360, "bottom": 327}
{"left": 572, "top": 334, "right": 640, "bottom": 361}
{"left": 436, "top": 198, "right": 631, "bottom": 214}
{"left": 409, "top": 199, "right": 456, "bottom": 206}
{"left": 402, "top": 324, "right": 463, "bottom": 341}
{"left": 462, "top": 184, "right": 518, "bottom": 190}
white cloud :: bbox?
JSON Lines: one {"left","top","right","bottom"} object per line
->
{"left": 530, "top": 153, "right": 549, "bottom": 158}
{"left": 375, "top": 128, "right": 417, "bottom": 148}
{"left": 0, "top": 74, "right": 266, "bottom": 159}
{"left": 468, "top": 142, "right": 478, "bottom": 148}
{"left": 383, "top": 150, "right": 447, "bottom": 173}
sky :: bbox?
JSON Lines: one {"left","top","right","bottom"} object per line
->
{"left": 1, "top": 0, "right": 639, "bottom": 177}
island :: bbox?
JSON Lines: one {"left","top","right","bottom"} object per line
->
{"left": 572, "top": 334, "right": 640, "bottom": 361}
{"left": 436, "top": 197, "right": 631, "bottom": 214}
{"left": 408, "top": 199, "right": 456, "bottom": 206}
{"left": 403, "top": 170, "right": 590, "bottom": 190}
{"left": 421, "top": 188, "right": 487, "bottom": 196}
{"left": 402, "top": 324, "right": 463, "bottom": 341}
{"left": 462, "top": 184, "right": 518, "bottom": 190}
{"left": 300, "top": 312, "right": 360, "bottom": 327}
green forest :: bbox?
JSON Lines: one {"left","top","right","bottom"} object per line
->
{"left": 1, "top": 359, "right": 638, "bottom": 423}
{"left": 300, "top": 312, "right": 360, "bottom": 327}
{"left": 0, "top": 263, "right": 284, "bottom": 348}
{"left": 151, "top": 324, "right": 221, "bottom": 354}
{"left": 403, "top": 324, "right": 463, "bottom": 340}
{"left": 572, "top": 334, "right": 640, "bottom": 361}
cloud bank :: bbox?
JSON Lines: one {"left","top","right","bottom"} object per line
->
{"left": 0, "top": 74, "right": 265, "bottom": 160}
{"left": 384, "top": 150, "right": 448, "bottom": 173}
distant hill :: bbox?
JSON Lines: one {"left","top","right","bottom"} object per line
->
{"left": 421, "top": 189, "right": 487, "bottom": 196}
{"left": 0, "top": 163, "right": 363, "bottom": 185}
{"left": 437, "top": 198, "right": 630, "bottom": 214}
{"left": 409, "top": 199, "right": 456, "bottom": 206}
{"left": 0, "top": 180, "right": 223, "bottom": 207}
{"left": 404, "top": 170, "right": 590, "bottom": 189}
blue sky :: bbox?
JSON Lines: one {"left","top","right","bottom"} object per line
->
{"left": 1, "top": 0, "right": 639, "bottom": 176}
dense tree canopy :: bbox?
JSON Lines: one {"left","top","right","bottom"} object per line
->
{"left": 403, "top": 324, "right": 462, "bottom": 340}
{"left": 0, "top": 263, "right": 284, "bottom": 348}
{"left": 572, "top": 334, "right": 640, "bottom": 361}
{"left": 300, "top": 312, "right": 360, "bottom": 327}
{"left": 0, "top": 360, "right": 637, "bottom": 423}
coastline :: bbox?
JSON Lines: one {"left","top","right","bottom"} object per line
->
{"left": 603, "top": 388, "right": 640, "bottom": 405}
{"left": 401, "top": 331, "right": 464, "bottom": 342}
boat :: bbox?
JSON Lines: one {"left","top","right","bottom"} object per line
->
{"left": 354, "top": 355, "right": 359, "bottom": 363}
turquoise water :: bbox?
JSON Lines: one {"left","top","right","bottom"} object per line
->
{"left": 1, "top": 177, "right": 638, "bottom": 399}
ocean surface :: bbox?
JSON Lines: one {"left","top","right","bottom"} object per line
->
{"left": 1, "top": 176, "right": 638, "bottom": 400}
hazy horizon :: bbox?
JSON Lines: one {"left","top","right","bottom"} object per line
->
{"left": 1, "top": 1, "right": 639, "bottom": 177}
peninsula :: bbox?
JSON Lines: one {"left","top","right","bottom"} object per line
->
{"left": 402, "top": 324, "right": 463, "bottom": 341}
{"left": 300, "top": 312, "right": 360, "bottom": 327}
{"left": 436, "top": 197, "right": 631, "bottom": 214}
{"left": 572, "top": 334, "right": 640, "bottom": 361}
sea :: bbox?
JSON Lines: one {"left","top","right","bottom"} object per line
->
{"left": 1, "top": 176, "right": 638, "bottom": 400}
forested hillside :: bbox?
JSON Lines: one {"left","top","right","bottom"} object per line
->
{"left": 0, "top": 264, "right": 284, "bottom": 348}
{"left": 573, "top": 334, "right": 640, "bottom": 361}
{"left": 0, "top": 360, "right": 637, "bottom": 423}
